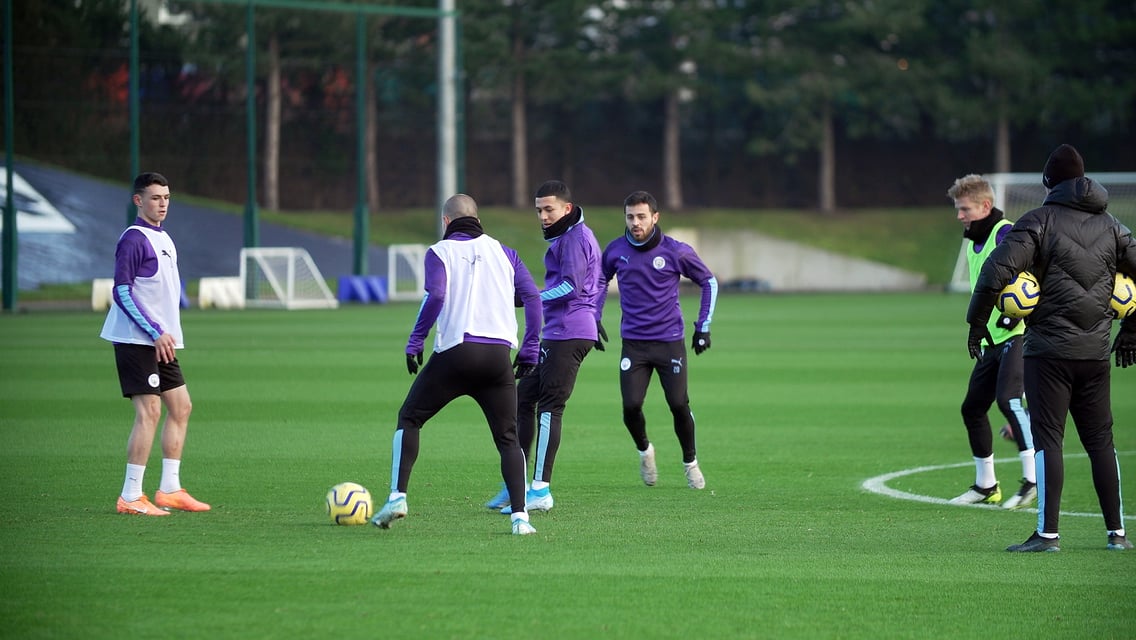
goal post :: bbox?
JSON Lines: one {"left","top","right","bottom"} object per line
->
{"left": 387, "top": 244, "right": 428, "bottom": 302}
{"left": 948, "top": 172, "right": 1136, "bottom": 292}
{"left": 239, "top": 247, "right": 338, "bottom": 309}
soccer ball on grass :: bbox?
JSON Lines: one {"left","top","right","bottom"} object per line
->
{"left": 1111, "top": 272, "right": 1136, "bottom": 319}
{"left": 997, "top": 272, "right": 1040, "bottom": 319}
{"left": 326, "top": 482, "right": 373, "bottom": 525}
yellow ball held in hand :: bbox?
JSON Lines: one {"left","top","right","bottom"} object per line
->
{"left": 1111, "top": 272, "right": 1136, "bottom": 319}
{"left": 997, "top": 272, "right": 1040, "bottom": 319}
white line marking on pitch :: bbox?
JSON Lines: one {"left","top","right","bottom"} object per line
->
{"left": 860, "top": 452, "right": 1134, "bottom": 518}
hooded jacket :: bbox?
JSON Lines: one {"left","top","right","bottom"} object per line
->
{"left": 967, "top": 176, "right": 1136, "bottom": 360}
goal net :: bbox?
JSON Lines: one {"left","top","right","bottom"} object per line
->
{"left": 387, "top": 244, "right": 428, "bottom": 302}
{"left": 239, "top": 247, "right": 338, "bottom": 309}
{"left": 948, "top": 172, "right": 1136, "bottom": 292}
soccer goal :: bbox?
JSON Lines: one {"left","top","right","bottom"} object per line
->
{"left": 948, "top": 172, "right": 1136, "bottom": 292}
{"left": 387, "top": 244, "right": 428, "bottom": 302}
{"left": 239, "top": 247, "right": 338, "bottom": 309}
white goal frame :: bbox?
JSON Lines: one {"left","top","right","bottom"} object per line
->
{"left": 948, "top": 172, "right": 1136, "bottom": 292}
{"left": 387, "top": 244, "right": 428, "bottom": 302}
{"left": 239, "top": 247, "right": 338, "bottom": 309}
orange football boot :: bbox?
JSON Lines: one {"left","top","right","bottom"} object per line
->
{"left": 116, "top": 494, "right": 170, "bottom": 516}
{"left": 155, "top": 489, "right": 212, "bottom": 512}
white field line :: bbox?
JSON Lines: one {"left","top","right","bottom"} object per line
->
{"left": 861, "top": 452, "right": 1134, "bottom": 518}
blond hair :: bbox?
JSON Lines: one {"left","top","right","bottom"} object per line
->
{"left": 947, "top": 174, "right": 995, "bottom": 204}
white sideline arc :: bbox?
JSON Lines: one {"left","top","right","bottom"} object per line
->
{"left": 861, "top": 451, "right": 1134, "bottom": 518}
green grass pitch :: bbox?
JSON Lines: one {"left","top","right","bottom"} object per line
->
{"left": 1, "top": 293, "right": 1133, "bottom": 639}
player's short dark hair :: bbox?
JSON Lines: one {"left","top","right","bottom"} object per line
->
{"left": 624, "top": 190, "right": 658, "bottom": 213}
{"left": 535, "top": 180, "right": 571, "bottom": 201}
{"left": 133, "top": 172, "right": 169, "bottom": 195}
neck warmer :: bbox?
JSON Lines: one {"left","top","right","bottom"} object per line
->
{"left": 627, "top": 225, "right": 663, "bottom": 252}
{"left": 543, "top": 205, "right": 583, "bottom": 241}
{"left": 443, "top": 216, "right": 484, "bottom": 240}
{"left": 963, "top": 207, "right": 1004, "bottom": 244}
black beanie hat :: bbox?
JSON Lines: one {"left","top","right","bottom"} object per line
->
{"left": 1042, "top": 144, "right": 1085, "bottom": 189}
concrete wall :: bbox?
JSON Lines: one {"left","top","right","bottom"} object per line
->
{"left": 671, "top": 228, "right": 927, "bottom": 292}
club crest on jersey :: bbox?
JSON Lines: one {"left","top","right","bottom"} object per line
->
{"left": 652, "top": 256, "right": 666, "bottom": 270}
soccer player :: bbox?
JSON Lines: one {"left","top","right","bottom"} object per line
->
{"left": 101, "top": 172, "right": 210, "bottom": 516}
{"left": 486, "top": 180, "right": 603, "bottom": 514}
{"left": 373, "top": 194, "right": 543, "bottom": 535}
{"left": 597, "top": 190, "right": 718, "bottom": 489}
{"left": 967, "top": 144, "right": 1136, "bottom": 551}
{"left": 946, "top": 174, "right": 1036, "bottom": 509}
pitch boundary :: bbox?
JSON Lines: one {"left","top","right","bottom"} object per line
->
{"left": 861, "top": 452, "right": 1134, "bottom": 518}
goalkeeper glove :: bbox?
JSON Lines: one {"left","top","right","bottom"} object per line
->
{"left": 406, "top": 351, "right": 423, "bottom": 375}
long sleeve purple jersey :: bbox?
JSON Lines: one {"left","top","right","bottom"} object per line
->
{"left": 406, "top": 232, "right": 542, "bottom": 365}
{"left": 599, "top": 231, "right": 718, "bottom": 341}
{"left": 110, "top": 218, "right": 171, "bottom": 339}
{"left": 540, "top": 213, "right": 602, "bottom": 341}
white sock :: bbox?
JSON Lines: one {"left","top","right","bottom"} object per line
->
{"left": 159, "top": 458, "right": 182, "bottom": 494}
{"left": 122, "top": 464, "right": 145, "bottom": 501}
{"left": 975, "top": 455, "right": 996, "bottom": 488}
{"left": 1038, "top": 532, "right": 1059, "bottom": 539}
{"left": 387, "top": 491, "right": 406, "bottom": 502}
{"left": 1019, "top": 449, "right": 1036, "bottom": 484}
{"left": 510, "top": 512, "right": 530, "bottom": 523}
{"left": 531, "top": 480, "right": 549, "bottom": 491}
{"left": 685, "top": 459, "right": 699, "bottom": 469}
{"left": 640, "top": 443, "right": 654, "bottom": 457}
{"left": 1110, "top": 528, "right": 1126, "bottom": 537}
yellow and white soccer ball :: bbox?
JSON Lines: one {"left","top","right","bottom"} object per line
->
{"left": 1112, "top": 272, "right": 1136, "bottom": 319}
{"left": 997, "top": 272, "right": 1040, "bottom": 319}
{"left": 326, "top": 482, "right": 373, "bottom": 526}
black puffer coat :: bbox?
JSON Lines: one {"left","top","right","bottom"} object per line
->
{"left": 967, "top": 177, "right": 1136, "bottom": 360}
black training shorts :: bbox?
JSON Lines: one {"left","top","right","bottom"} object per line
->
{"left": 112, "top": 343, "right": 186, "bottom": 397}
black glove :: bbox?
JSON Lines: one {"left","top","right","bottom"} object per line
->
{"left": 406, "top": 351, "right": 423, "bottom": 375}
{"left": 692, "top": 330, "right": 711, "bottom": 355}
{"left": 995, "top": 314, "right": 1022, "bottom": 331}
{"left": 513, "top": 356, "right": 537, "bottom": 379}
{"left": 1113, "top": 320, "right": 1136, "bottom": 368}
{"left": 595, "top": 320, "right": 609, "bottom": 352}
{"left": 967, "top": 324, "right": 994, "bottom": 360}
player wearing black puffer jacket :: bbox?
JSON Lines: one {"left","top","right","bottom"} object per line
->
{"left": 966, "top": 144, "right": 1136, "bottom": 553}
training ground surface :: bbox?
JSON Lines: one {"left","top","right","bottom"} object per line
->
{"left": 1, "top": 295, "right": 1133, "bottom": 639}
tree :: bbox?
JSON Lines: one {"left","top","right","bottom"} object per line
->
{"left": 11, "top": 0, "right": 186, "bottom": 176}
{"left": 746, "top": 0, "right": 926, "bottom": 212}
{"left": 918, "top": 0, "right": 1135, "bottom": 174}
{"left": 599, "top": 1, "right": 753, "bottom": 210}
{"left": 1031, "top": 0, "right": 1136, "bottom": 159}
{"left": 917, "top": 1, "right": 1053, "bottom": 173}
{"left": 463, "top": 0, "right": 616, "bottom": 207}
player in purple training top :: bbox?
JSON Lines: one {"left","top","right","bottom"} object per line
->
{"left": 486, "top": 180, "right": 603, "bottom": 514}
{"left": 373, "top": 194, "right": 543, "bottom": 536}
{"left": 101, "top": 172, "right": 211, "bottom": 516}
{"left": 598, "top": 190, "right": 718, "bottom": 489}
